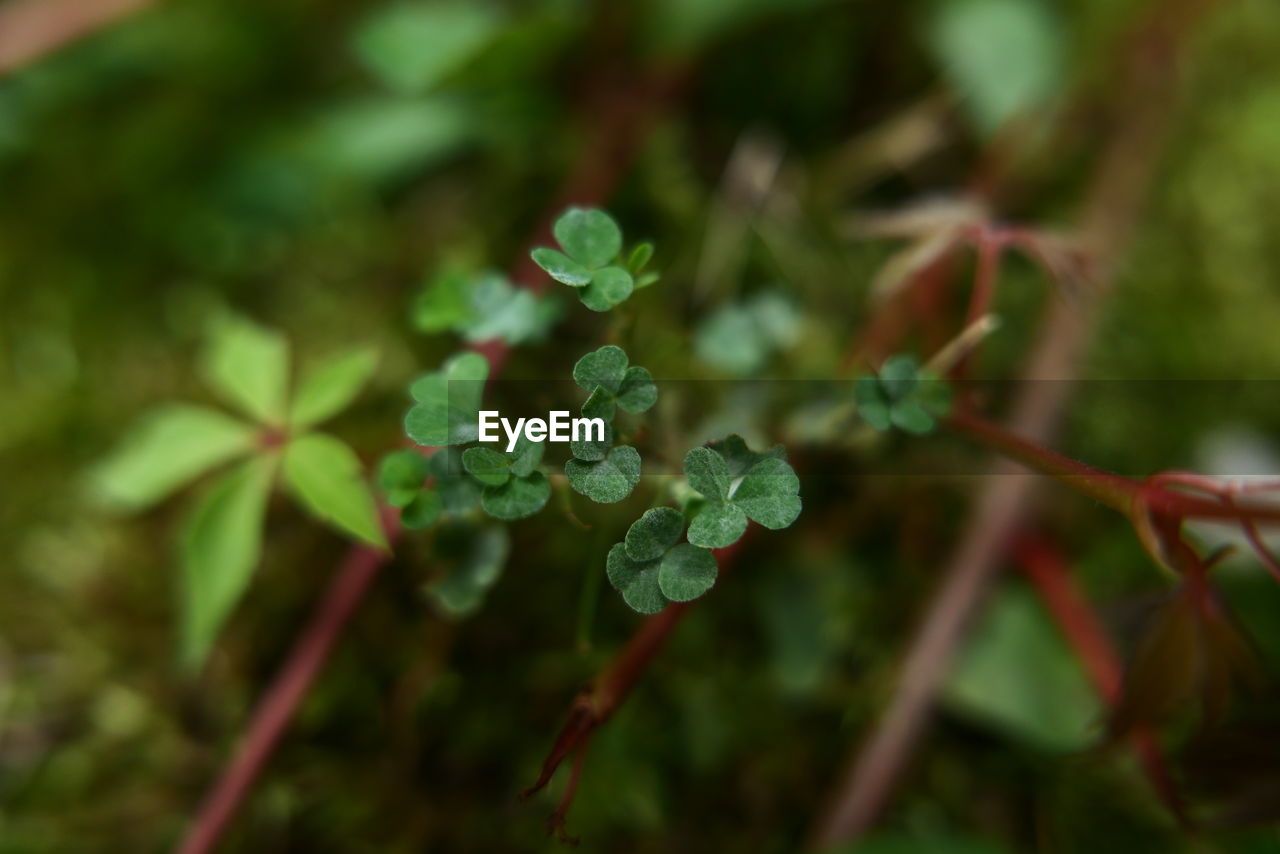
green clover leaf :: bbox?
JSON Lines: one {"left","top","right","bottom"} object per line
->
{"left": 427, "top": 523, "right": 510, "bottom": 618}
{"left": 553, "top": 207, "right": 622, "bottom": 268}
{"left": 531, "top": 208, "right": 650, "bottom": 311}
{"left": 461, "top": 437, "right": 549, "bottom": 520}
{"left": 684, "top": 438, "right": 802, "bottom": 548}
{"left": 572, "top": 345, "right": 658, "bottom": 419}
{"left": 377, "top": 449, "right": 430, "bottom": 507}
{"left": 605, "top": 534, "right": 718, "bottom": 614}
{"left": 624, "top": 507, "right": 685, "bottom": 561}
{"left": 414, "top": 268, "right": 560, "bottom": 345}
{"left": 404, "top": 351, "right": 489, "bottom": 446}
{"left": 855, "top": 354, "right": 953, "bottom": 435}
{"left": 565, "top": 445, "right": 641, "bottom": 504}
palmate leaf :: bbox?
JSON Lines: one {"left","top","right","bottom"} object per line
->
{"left": 181, "top": 454, "right": 277, "bottom": 668}
{"left": 200, "top": 314, "right": 289, "bottom": 426}
{"left": 290, "top": 346, "right": 379, "bottom": 429}
{"left": 90, "top": 404, "right": 257, "bottom": 511}
{"left": 405, "top": 351, "right": 489, "bottom": 446}
{"left": 282, "top": 433, "right": 387, "bottom": 548}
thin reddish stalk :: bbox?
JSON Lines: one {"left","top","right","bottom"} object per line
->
{"left": 174, "top": 66, "right": 687, "bottom": 854}
{"left": 1014, "top": 535, "right": 1189, "bottom": 826}
{"left": 948, "top": 409, "right": 1280, "bottom": 525}
{"left": 0, "top": 0, "right": 156, "bottom": 74}
{"left": 176, "top": 518, "right": 395, "bottom": 854}
{"left": 810, "top": 0, "right": 1225, "bottom": 845}
{"left": 524, "top": 537, "right": 746, "bottom": 817}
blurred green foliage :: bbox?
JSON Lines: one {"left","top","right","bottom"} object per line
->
{"left": 2, "top": 0, "right": 1280, "bottom": 852}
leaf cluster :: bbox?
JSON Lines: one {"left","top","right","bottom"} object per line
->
{"left": 531, "top": 208, "right": 658, "bottom": 312}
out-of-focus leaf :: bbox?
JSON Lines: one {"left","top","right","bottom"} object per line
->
{"left": 377, "top": 449, "right": 430, "bottom": 507}
{"left": 290, "top": 347, "right": 378, "bottom": 429}
{"left": 414, "top": 269, "right": 560, "bottom": 344}
{"left": 353, "top": 2, "right": 502, "bottom": 95}
{"left": 945, "top": 586, "right": 1101, "bottom": 751}
{"left": 405, "top": 351, "right": 489, "bottom": 446}
{"left": 929, "top": 0, "right": 1063, "bottom": 134}
{"left": 180, "top": 455, "right": 276, "bottom": 668}
{"left": 695, "top": 291, "right": 802, "bottom": 376}
{"left": 90, "top": 404, "right": 257, "bottom": 510}
{"left": 462, "top": 446, "right": 511, "bottom": 486}
{"left": 200, "top": 314, "right": 289, "bottom": 425}
{"left": 303, "top": 96, "right": 474, "bottom": 184}
{"left": 282, "top": 433, "right": 387, "bottom": 548}
{"left": 480, "top": 471, "right": 550, "bottom": 520}
{"left": 400, "top": 488, "right": 443, "bottom": 530}
{"left": 428, "top": 524, "right": 509, "bottom": 617}
{"left": 832, "top": 831, "right": 1013, "bottom": 854}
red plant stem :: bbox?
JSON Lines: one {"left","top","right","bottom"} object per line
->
{"left": 525, "top": 537, "right": 746, "bottom": 805}
{"left": 948, "top": 409, "right": 1280, "bottom": 525}
{"left": 810, "top": 1, "right": 1226, "bottom": 846}
{"left": 176, "top": 521, "right": 396, "bottom": 854}
{"left": 0, "top": 0, "right": 156, "bottom": 74}
{"left": 173, "top": 65, "right": 688, "bottom": 854}
{"left": 1013, "top": 534, "right": 1189, "bottom": 826}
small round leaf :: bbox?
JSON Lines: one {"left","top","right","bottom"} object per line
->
{"left": 573, "top": 345, "right": 629, "bottom": 394}
{"left": 624, "top": 507, "right": 685, "bottom": 562}
{"left": 579, "top": 266, "right": 634, "bottom": 312}
{"left": 606, "top": 543, "right": 665, "bottom": 614}
{"left": 658, "top": 544, "right": 717, "bottom": 602}
{"left": 400, "top": 489, "right": 443, "bottom": 529}
{"left": 565, "top": 445, "right": 641, "bottom": 504}
{"left": 481, "top": 471, "right": 551, "bottom": 520}
{"left": 616, "top": 366, "right": 657, "bottom": 414}
{"left": 684, "top": 446, "right": 732, "bottom": 502}
{"left": 553, "top": 207, "right": 622, "bottom": 269}
{"left": 462, "top": 446, "right": 512, "bottom": 486}
{"left": 733, "top": 457, "right": 801, "bottom": 530}
{"left": 687, "top": 502, "right": 748, "bottom": 549}
{"left": 531, "top": 247, "right": 592, "bottom": 286}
